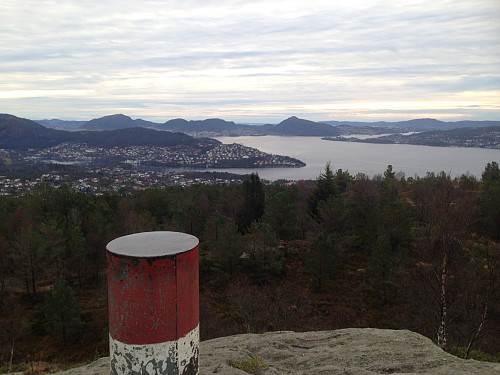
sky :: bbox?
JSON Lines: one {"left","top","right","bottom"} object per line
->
{"left": 1, "top": 0, "right": 499, "bottom": 123}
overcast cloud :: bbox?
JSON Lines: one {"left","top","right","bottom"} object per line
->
{"left": 1, "top": 0, "right": 499, "bottom": 122}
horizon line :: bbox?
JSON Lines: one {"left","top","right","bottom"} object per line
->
{"left": 23, "top": 113, "right": 500, "bottom": 125}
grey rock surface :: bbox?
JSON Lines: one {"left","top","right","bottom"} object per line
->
{"left": 54, "top": 329, "right": 500, "bottom": 375}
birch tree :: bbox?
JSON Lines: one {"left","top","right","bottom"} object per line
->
{"left": 415, "top": 174, "right": 474, "bottom": 350}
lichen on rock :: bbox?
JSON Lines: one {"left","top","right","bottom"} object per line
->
{"left": 51, "top": 329, "right": 500, "bottom": 375}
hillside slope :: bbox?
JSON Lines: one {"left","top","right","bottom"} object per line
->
{"left": 0, "top": 114, "right": 213, "bottom": 149}
{"left": 0, "top": 114, "right": 77, "bottom": 148}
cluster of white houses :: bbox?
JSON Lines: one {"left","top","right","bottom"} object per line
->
{"left": 4, "top": 142, "right": 304, "bottom": 169}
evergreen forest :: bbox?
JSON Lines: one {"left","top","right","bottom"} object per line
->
{"left": 0, "top": 162, "right": 499, "bottom": 371}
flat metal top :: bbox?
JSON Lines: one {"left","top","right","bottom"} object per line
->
{"left": 106, "top": 231, "right": 199, "bottom": 257}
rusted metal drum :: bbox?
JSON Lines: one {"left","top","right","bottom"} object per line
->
{"left": 107, "top": 231, "right": 199, "bottom": 375}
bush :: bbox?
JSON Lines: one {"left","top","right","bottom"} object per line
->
{"left": 228, "top": 356, "right": 267, "bottom": 373}
{"left": 448, "top": 346, "right": 500, "bottom": 363}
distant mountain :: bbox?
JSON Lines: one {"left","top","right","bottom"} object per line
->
{"left": 12, "top": 113, "right": 500, "bottom": 138}
{"left": 70, "top": 114, "right": 345, "bottom": 136}
{"left": 80, "top": 114, "right": 160, "bottom": 130}
{"left": 451, "top": 120, "right": 500, "bottom": 129}
{"left": 0, "top": 114, "right": 215, "bottom": 149}
{"left": 322, "top": 118, "right": 500, "bottom": 131}
{"left": 75, "top": 115, "right": 265, "bottom": 136}
{"left": 160, "top": 118, "right": 239, "bottom": 133}
{"left": 271, "top": 116, "right": 340, "bottom": 136}
{"left": 160, "top": 118, "right": 189, "bottom": 129}
{"left": 334, "top": 125, "right": 402, "bottom": 136}
{"left": 36, "top": 119, "right": 87, "bottom": 131}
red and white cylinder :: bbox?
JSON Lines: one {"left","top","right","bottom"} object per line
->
{"left": 107, "top": 231, "right": 199, "bottom": 375}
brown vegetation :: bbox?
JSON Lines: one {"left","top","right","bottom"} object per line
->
{"left": 1, "top": 164, "right": 500, "bottom": 371}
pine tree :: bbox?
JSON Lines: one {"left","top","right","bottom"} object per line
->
{"left": 264, "top": 189, "right": 297, "bottom": 239}
{"left": 308, "top": 233, "right": 336, "bottom": 292}
{"left": 308, "top": 163, "right": 338, "bottom": 219}
{"left": 43, "top": 276, "right": 81, "bottom": 344}
{"left": 237, "top": 173, "right": 265, "bottom": 232}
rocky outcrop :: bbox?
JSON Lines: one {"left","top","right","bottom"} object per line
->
{"left": 54, "top": 329, "right": 499, "bottom": 375}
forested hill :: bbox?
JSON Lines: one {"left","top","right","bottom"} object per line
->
{"left": 79, "top": 127, "right": 206, "bottom": 147}
{"left": 0, "top": 114, "right": 215, "bottom": 149}
{"left": 0, "top": 114, "right": 76, "bottom": 149}
{"left": 1, "top": 164, "right": 500, "bottom": 370}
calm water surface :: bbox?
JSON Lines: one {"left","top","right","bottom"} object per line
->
{"left": 207, "top": 136, "right": 500, "bottom": 181}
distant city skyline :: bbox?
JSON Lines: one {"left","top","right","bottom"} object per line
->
{"left": 1, "top": 0, "right": 499, "bottom": 123}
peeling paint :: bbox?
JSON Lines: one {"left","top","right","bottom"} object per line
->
{"left": 107, "top": 247, "right": 199, "bottom": 344}
{"left": 109, "top": 325, "right": 199, "bottom": 375}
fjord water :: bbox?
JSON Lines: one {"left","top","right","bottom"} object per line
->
{"left": 213, "top": 136, "right": 500, "bottom": 181}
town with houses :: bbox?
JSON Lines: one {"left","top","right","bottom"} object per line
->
{"left": 6, "top": 142, "right": 304, "bottom": 169}
{"left": 0, "top": 142, "right": 304, "bottom": 195}
{"left": 0, "top": 167, "right": 250, "bottom": 196}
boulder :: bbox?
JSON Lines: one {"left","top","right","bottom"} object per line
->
{"left": 54, "top": 329, "right": 500, "bottom": 375}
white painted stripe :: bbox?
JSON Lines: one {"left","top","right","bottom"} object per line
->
{"left": 109, "top": 324, "right": 199, "bottom": 375}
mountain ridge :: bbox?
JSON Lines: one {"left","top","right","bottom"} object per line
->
{"left": 81, "top": 114, "right": 159, "bottom": 131}
{"left": 31, "top": 113, "right": 500, "bottom": 136}
{"left": 5, "top": 113, "right": 500, "bottom": 150}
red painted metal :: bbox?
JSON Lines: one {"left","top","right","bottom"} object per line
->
{"left": 107, "top": 237, "right": 199, "bottom": 345}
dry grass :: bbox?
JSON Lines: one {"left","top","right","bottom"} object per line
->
{"left": 228, "top": 356, "right": 267, "bottom": 374}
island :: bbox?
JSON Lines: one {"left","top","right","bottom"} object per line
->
{"left": 323, "top": 126, "right": 500, "bottom": 149}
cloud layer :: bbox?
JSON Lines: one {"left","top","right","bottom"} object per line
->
{"left": 1, "top": 0, "right": 499, "bottom": 122}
